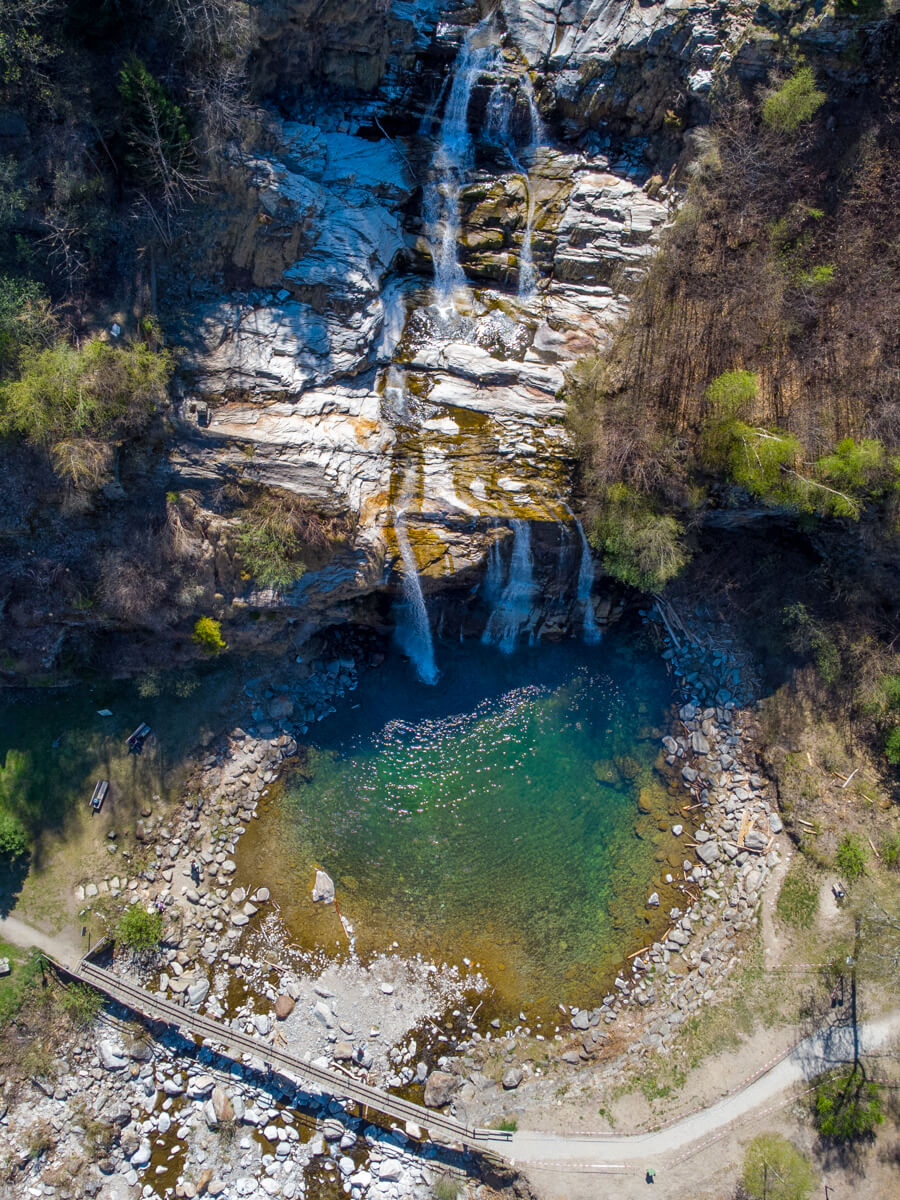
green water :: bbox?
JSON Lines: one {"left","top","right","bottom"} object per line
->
{"left": 0, "top": 665, "right": 237, "bottom": 912}
{"left": 240, "top": 634, "right": 681, "bottom": 1015}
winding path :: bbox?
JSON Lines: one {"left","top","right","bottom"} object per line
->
{"left": 507, "top": 1012, "right": 899, "bottom": 1169}
{"left": 1, "top": 912, "right": 897, "bottom": 1173}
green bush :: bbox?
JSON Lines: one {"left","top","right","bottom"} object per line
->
{"left": 0, "top": 338, "right": 171, "bottom": 445}
{"left": 705, "top": 369, "right": 758, "bottom": 416}
{"left": 776, "top": 861, "right": 819, "bottom": 928}
{"left": 0, "top": 808, "right": 29, "bottom": 859}
{"left": 783, "top": 603, "right": 841, "bottom": 685}
{"left": 742, "top": 1132, "right": 817, "bottom": 1200}
{"left": 702, "top": 414, "right": 802, "bottom": 505}
{"left": 58, "top": 982, "right": 103, "bottom": 1027}
{"left": 118, "top": 56, "right": 193, "bottom": 193}
{"left": 813, "top": 1068, "right": 884, "bottom": 1142}
{"left": 589, "top": 484, "right": 688, "bottom": 592}
{"left": 881, "top": 830, "right": 900, "bottom": 869}
{"left": 237, "top": 497, "right": 314, "bottom": 591}
{"left": 885, "top": 726, "right": 900, "bottom": 765}
{"left": 0, "top": 275, "right": 54, "bottom": 374}
{"left": 835, "top": 834, "right": 867, "bottom": 881}
{"left": 762, "top": 66, "right": 826, "bottom": 135}
{"left": 816, "top": 438, "right": 887, "bottom": 494}
{"left": 192, "top": 616, "right": 227, "bottom": 654}
{"left": 115, "top": 904, "right": 163, "bottom": 953}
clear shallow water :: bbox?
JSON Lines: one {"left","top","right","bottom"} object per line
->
{"left": 239, "top": 635, "right": 681, "bottom": 1017}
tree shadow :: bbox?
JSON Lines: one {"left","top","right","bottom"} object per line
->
{"left": 0, "top": 855, "right": 30, "bottom": 919}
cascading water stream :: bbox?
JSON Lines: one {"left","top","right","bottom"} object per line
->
{"left": 383, "top": 364, "right": 409, "bottom": 422}
{"left": 485, "top": 75, "right": 545, "bottom": 300}
{"left": 424, "top": 26, "right": 496, "bottom": 313}
{"left": 574, "top": 518, "right": 602, "bottom": 644}
{"left": 393, "top": 481, "right": 439, "bottom": 684}
{"left": 482, "top": 519, "right": 537, "bottom": 653}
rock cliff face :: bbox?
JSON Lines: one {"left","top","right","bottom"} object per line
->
{"left": 168, "top": 0, "right": 758, "bottom": 642}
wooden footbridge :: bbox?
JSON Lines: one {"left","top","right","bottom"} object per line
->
{"left": 70, "top": 958, "right": 508, "bottom": 1155}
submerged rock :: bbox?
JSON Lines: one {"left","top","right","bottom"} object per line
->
{"left": 312, "top": 869, "right": 335, "bottom": 903}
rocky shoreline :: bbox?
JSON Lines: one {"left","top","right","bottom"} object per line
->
{"left": 3, "top": 609, "right": 786, "bottom": 1200}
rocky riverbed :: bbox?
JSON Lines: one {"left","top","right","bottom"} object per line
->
{"left": 0, "top": 602, "right": 789, "bottom": 1200}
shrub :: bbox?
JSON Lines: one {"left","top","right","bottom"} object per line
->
{"left": 705, "top": 369, "right": 758, "bottom": 416}
{"left": 783, "top": 604, "right": 841, "bottom": 686}
{"left": 816, "top": 438, "right": 887, "bottom": 493}
{"left": 742, "top": 1132, "right": 817, "bottom": 1200}
{"left": 589, "top": 484, "right": 687, "bottom": 592}
{"left": 115, "top": 904, "right": 163, "bottom": 953}
{"left": 0, "top": 808, "right": 29, "bottom": 859}
{"left": 835, "top": 834, "right": 867, "bottom": 881}
{"left": 0, "top": 339, "right": 171, "bottom": 457}
{"left": 881, "top": 831, "right": 900, "bottom": 869}
{"left": 432, "top": 1175, "right": 459, "bottom": 1200}
{"left": 762, "top": 66, "right": 826, "bottom": 134}
{"left": 776, "top": 861, "right": 818, "bottom": 928}
{"left": 885, "top": 726, "right": 900, "bottom": 765}
{"left": 702, "top": 415, "right": 802, "bottom": 505}
{"left": 118, "top": 56, "right": 193, "bottom": 198}
{"left": 58, "top": 982, "right": 103, "bottom": 1027}
{"left": 813, "top": 1068, "right": 884, "bottom": 1141}
{"left": 0, "top": 275, "right": 54, "bottom": 374}
{"left": 192, "top": 616, "right": 226, "bottom": 654}
{"left": 496, "top": 1117, "right": 518, "bottom": 1132}
{"left": 236, "top": 493, "right": 340, "bottom": 591}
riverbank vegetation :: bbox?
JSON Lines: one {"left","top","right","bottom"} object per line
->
{"left": 571, "top": 26, "right": 900, "bottom": 786}
{"left": 570, "top": 31, "right": 900, "bottom": 592}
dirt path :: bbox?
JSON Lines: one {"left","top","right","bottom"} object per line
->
{"left": 0, "top": 911, "right": 82, "bottom": 967}
{"left": 505, "top": 1011, "right": 899, "bottom": 1170}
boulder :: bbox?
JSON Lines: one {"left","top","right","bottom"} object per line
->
{"left": 312, "top": 870, "right": 335, "bottom": 903}
{"left": 502, "top": 1066, "right": 523, "bottom": 1090}
{"left": 274, "top": 994, "right": 295, "bottom": 1019}
{"left": 187, "top": 1073, "right": 215, "bottom": 1099}
{"left": 332, "top": 1041, "right": 354, "bottom": 1061}
{"left": 696, "top": 840, "right": 720, "bottom": 865}
{"left": 130, "top": 1139, "right": 152, "bottom": 1167}
{"left": 97, "top": 1041, "right": 127, "bottom": 1070}
{"left": 313, "top": 1000, "right": 334, "bottom": 1028}
{"left": 187, "top": 980, "right": 210, "bottom": 1007}
{"left": 424, "top": 1070, "right": 460, "bottom": 1108}
{"left": 212, "top": 1085, "right": 234, "bottom": 1124}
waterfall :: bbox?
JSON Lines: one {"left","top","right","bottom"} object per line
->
{"left": 482, "top": 519, "right": 536, "bottom": 653}
{"left": 481, "top": 529, "right": 505, "bottom": 608}
{"left": 384, "top": 365, "right": 409, "bottom": 421}
{"left": 425, "top": 28, "right": 496, "bottom": 312}
{"left": 485, "top": 75, "right": 544, "bottom": 301}
{"left": 393, "top": 512, "right": 439, "bottom": 684}
{"left": 517, "top": 179, "right": 537, "bottom": 299}
{"left": 516, "top": 79, "right": 543, "bottom": 300}
{"left": 574, "top": 519, "right": 602, "bottom": 645}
